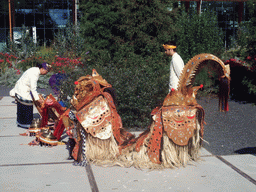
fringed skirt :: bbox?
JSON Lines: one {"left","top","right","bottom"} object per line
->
{"left": 15, "top": 94, "right": 33, "bottom": 128}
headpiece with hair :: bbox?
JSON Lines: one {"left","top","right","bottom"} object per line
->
{"left": 41, "top": 62, "right": 51, "bottom": 71}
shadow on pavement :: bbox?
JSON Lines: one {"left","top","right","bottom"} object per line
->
{"left": 235, "top": 147, "right": 256, "bottom": 156}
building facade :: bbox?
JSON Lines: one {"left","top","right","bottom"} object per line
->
{"left": 0, "top": 0, "right": 79, "bottom": 50}
{"left": 0, "top": 0, "right": 251, "bottom": 51}
{"left": 180, "top": 0, "right": 250, "bottom": 48}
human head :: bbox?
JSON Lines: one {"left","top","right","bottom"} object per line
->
{"left": 163, "top": 41, "right": 177, "bottom": 56}
{"left": 37, "top": 62, "right": 51, "bottom": 75}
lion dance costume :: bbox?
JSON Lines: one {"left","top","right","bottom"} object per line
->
{"left": 27, "top": 53, "right": 230, "bottom": 169}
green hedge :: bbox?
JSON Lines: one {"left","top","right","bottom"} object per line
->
{"left": 175, "top": 10, "right": 224, "bottom": 62}
{"left": 0, "top": 2, "right": 229, "bottom": 128}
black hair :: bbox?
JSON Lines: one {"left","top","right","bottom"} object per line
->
{"left": 37, "top": 63, "right": 43, "bottom": 69}
{"left": 164, "top": 41, "right": 177, "bottom": 52}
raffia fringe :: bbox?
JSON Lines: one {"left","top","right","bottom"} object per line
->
{"left": 83, "top": 119, "right": 202, "bottom": 169}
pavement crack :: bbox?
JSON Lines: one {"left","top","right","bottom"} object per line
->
{"left": 0, "top": 162, "right": 73, "bottom": 167}
{"left": 0, "top": 117, "right": 17, "bottom": 119}
{"left": 216, "top": 155, "right": 256, "bottom": 186}
{"left": 85, "top": 163, "right": 99, "bottom": 192}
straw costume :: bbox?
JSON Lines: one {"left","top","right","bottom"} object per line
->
{"left": 67, "top": 69, "right": 135, "bottom": 166}
{"left": 68, "top": 53, "right": 230, "bottom": 169}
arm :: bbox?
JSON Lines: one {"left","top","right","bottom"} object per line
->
{"left": 30, "top": 73, "right": 40, "bottom": 101}
{"left": 172, "top": 56, "right": 184, "bottom": 78}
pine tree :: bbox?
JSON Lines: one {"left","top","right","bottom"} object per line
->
{"left": 80, "top": 0, "right": 176, "bottom": 58}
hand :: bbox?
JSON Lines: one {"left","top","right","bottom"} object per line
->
{"left": 37, "top": 99, "right": 45, "bottom": 106}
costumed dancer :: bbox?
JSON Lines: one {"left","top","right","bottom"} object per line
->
{"left": 120, "top": 52, "right": 230, "bottom": 169}
{"left": 10, "top": 62, "right": 51, "bottom": 128}
{"left": 67, "top": 69, "right": 135, "bottom": 166}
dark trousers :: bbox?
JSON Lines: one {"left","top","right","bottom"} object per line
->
{"left": 17, "top": 101, "right": 33, "bottom": 128}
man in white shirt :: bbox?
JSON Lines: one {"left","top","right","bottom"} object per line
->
{"left": 10, "top": 62, "right": 51, "bottom": 128}
{"left": 163, "top": 41, "right": 184, "bottom": 92}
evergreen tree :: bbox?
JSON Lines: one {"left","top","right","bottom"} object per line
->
{"left": 175, "top": 10, "right": 224, "bottom": 62}
{"left": 78, "top": 0, "right": 227, "bottom": 127}
{"left": 232, "top": 0, "right": 256, "bottom": 101}
{"left": 79, "top": 0, "right": 178, "bottom": 127}
{"left": 239, "top": 0, "right": 256, "bottom": 67}
{"left": 80, "top": 0, "right": 176, "bottom": 59}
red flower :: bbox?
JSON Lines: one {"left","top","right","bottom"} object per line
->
{"left": 0, "top": 59, "right": 4, "bottom": 63}
{"left": 16, "top": 69, "right": 21, "bottom": 75}
{"left": 74, "top": 81, "right": 79, "bottom": 85}
{"left": 247, "top": 56, "right": 252, "bottom": 60}
{"left": 230, "top": 58, "right": 235, "bottom": 62}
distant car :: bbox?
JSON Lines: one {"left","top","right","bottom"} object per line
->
{"left": 13, "top": 30, "right": 22, "bottom": 44}
{"left": 13, "top": 29, "right": 30, "bottom": 44}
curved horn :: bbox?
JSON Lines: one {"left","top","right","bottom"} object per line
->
{"left": 178, "top": 53, "right": 231, "bottom": 112}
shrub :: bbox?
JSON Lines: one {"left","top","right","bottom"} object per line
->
{"left": 17, "top": 56, "right": 44, "bottom": 71}
{"left": 0, "top": 67, "right": 22, "bottom": 87}
{"left": 76, "top": 48, "right": 169, "bottom": 128}
{"left": 175, "top": 10, "right": 224, "bottom": 62}
{"left": 76, "top": 1, "right": 228, "bottom": 128}
{"left": 0, "top": 52, "right": 18, "bottom": 73}
{"left": 52, "top": 23, "right": 86, "bottom": 58}
{"left": 3, "top": 26, "right": 39, "bottom": 60}
{"left": 1, "top": 1, "right": 234, "bottom": 128}
{"left": 51, "top": 56, "right": 85, "bottom": 73}
{"left": 80, "top": 0, "right": 176, "bottom": 58}
{"left": 225, "top": 1, "right": 256, "bottom": 102}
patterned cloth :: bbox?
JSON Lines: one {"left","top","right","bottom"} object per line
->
{"left": 16, "top": 99, "right": 33, "bottom": 128}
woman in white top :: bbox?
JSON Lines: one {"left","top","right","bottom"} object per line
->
{"left": 10, "top": 62, "right": 51, "bottom": 128}
{"left": 163, "top": 41, "right": 184, "bottom": 92}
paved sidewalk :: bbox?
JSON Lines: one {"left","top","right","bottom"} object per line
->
{"left": 0, "top": 96, "right": 256, "bottom": 192}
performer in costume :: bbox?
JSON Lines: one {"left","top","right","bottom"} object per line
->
{"left": 69, "top": 54, "right": 230, "bottom": 169}
{"left": 120, "top": 53, "right": 231, "bottom": 169}
{"left": 68, "top": 69, "right": 135, "bottom": 166}
{"left": 10, "top": 62, "right": 51, "bottom": 128}
{"left": 163, "top": 41, "right": 184, "bottom": 92}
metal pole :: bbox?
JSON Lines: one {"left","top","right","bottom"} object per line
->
{"left": 75, "top": 0, "right": 78, "bottom": 26}
{"left": 197, "top": 0, "right": 202, "bottom": 15}
{"left": 199, "top": 0, "right": 202, "bottom": 15}
{"left": 8, "top": 0, "right": 12, "bottom": 42}
{"left": 73, "top": 0, "right": 78, "bottom": 26}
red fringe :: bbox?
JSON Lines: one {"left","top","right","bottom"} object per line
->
{"left": 53, "top": 118, "right": 64, "bottom": 140}
{"left": 41, "top": 107, "right": 49, "bottom": 127}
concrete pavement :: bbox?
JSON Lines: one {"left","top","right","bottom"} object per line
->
{"left": 0, "top": 96, "right": 256, "bottom": 192}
